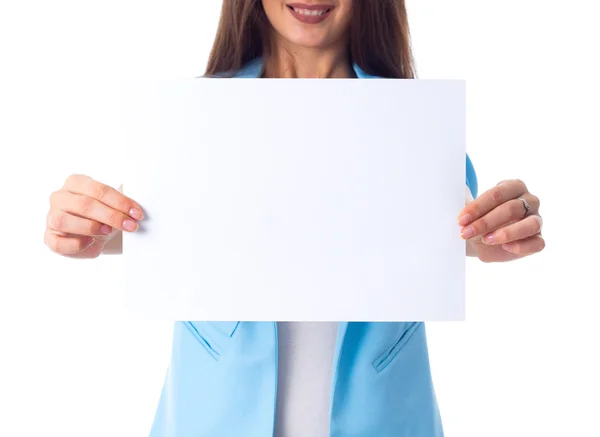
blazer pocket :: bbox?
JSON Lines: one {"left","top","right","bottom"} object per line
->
{"left": 372, "top": 322, "right": 422, "bottom": 373}
{"left": 183, "top": 321, "right": 240, "bottom": 361}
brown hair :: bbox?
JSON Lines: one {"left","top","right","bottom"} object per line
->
{"left": 205, "top": 0, "right": 415, "bottom": 79}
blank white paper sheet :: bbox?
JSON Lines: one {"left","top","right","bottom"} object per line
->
{"left": 119, "top": 78, "right": 466, "bottom": 321}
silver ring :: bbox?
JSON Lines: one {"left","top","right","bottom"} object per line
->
{"left": 518, "top": 197, "right": 530, "bottom": 217}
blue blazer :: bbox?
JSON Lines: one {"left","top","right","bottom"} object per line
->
{"left": 150, "top": 59, "right": 478, "bottom": 437}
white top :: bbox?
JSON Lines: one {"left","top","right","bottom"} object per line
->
{"left": 273, "top": 322, "right": 339, "bottom": 437}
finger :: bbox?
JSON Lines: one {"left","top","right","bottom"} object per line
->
{"left": 458, "top": 179, "right": 527, "bottom": 226}
{"left": 44, "top": 231, "right": 96, "bottom": 255}
{"left": 521, "top": 193, "right": 541, "bottom": 214}
{"left": 51, "top": 191, "right": 139, "bottom": 232}
{"left": 47, "top": 210, "right": 114, "bottom": 237}
{"left": 481, "top": 215, "right": 543, "bottom": 244}
{"left": 62, "top": 174, "right": 143, "bottom": 220}
{"left": 501, "top": 234, "right": 546, "bottom": 255}
{"left": 460, "top": 193, "right": 539, "bottom": 239}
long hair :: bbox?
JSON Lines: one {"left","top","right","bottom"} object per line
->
{"left": 205, "top": 0, "right": 415, "bottom": 78}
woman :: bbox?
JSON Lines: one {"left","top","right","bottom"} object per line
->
{"left": 44, "top": 1, "right": 545, "bottom": 436}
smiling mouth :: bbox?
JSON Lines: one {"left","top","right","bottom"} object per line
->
{"left": 286, "top": 3, "right": 335, "bottom": 23}
{"left": 287, "top": 5, "right": 333, "bottom": 16}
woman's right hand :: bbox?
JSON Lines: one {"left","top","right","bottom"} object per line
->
{"left": 45, "top": 174, "right": 143, "bottom": 259}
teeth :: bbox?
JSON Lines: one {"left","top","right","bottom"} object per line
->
{"left": 293, "top": 8, "right": 328, "bottom": 16}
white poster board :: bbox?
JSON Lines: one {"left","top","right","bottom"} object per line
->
{"left": 120, "top": 78, "right": 466, "bottom": 321}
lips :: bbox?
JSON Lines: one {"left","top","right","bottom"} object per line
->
{"left": 287, "top": 3, "right": 335, "bottom": 24}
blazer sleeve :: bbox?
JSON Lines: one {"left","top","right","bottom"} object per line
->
{"left": 466, "top": 154, "right": 478, "bottom": 198}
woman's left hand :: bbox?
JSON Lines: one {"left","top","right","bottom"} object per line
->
{"left": 458, "top": 179, "right": 545, "bottom": 262}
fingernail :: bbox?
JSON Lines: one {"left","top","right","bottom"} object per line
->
{"left": 100, "top": 225, "right": 113, "bottom": 235}
{"left": 129, "top": 208, "right": 143, "bottom": 220}
{"left": 458, "top": 213, "right": 471, "bottom": 226}
{"left": 502, "top": 243, "right": 513, "bottom": 251}
{"left": 482, "top": 233, "right": 495, "bottom": 244}
{"left": 84, "top": 237, "right": 96, "bottom": 247}
{"left": 123, "top": 219, "right": 138, "bottom": 232}
{"left": 461, "top": 225, "right": 475, "bottom": 239}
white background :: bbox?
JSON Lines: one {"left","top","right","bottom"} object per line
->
{"left": 0, "top": 1, "right": 598, "bottom": 436}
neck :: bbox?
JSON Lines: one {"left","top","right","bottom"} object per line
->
{"left": 263, "top": 35, "right": 354, "bottom": 79}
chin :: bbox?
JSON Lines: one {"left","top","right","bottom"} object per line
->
{"left": 282, "top": 28, "right": 336, "bottom": 50}
{"left": 288, "top": 37, "right": 329, "bottom": 49}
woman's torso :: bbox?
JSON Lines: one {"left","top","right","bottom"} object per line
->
{"left": 149, "top": 58, "right": 478, "bottom": 437}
